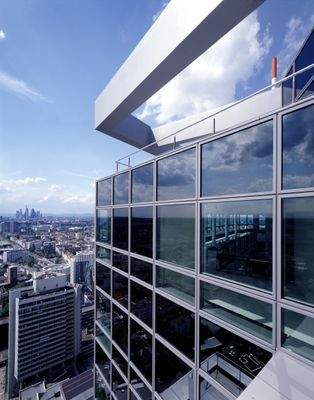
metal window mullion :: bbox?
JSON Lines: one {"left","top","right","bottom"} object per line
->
{"left": 152, "top": 161, "right": 157, "bottom": 397}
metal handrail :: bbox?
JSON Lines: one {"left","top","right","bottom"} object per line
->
{"left": 115, "top": 63, "right": 314, "bottom": 169}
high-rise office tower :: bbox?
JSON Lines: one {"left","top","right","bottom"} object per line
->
{"left": 7, "top": 275, "right": 81, "bottom": 397}
{"left": 93, "top": 3, "right": 314, "bottom": 399}
{"left": 70, "top": 251, "right": 94, "bottom": 294}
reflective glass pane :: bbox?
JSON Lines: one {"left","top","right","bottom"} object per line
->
{"left": 114, "top": 172, "right": 129, "bottom": 205}
{"left": 200, "top": 317, "right": 271, "bottom": 397}
{"left": 96, "top": 290, "right": 111, "bottom": 334}
{"left": 156, "top": 294, "right": 195, "bottom": 360}
{"left": 282, "top": 197, "right": 314, "bottom": 306}
{"left": 299, "top": 80, "right": 314, "bottom": 100}
{"left": 96, "top": 209, "right": 111, "bottom": 244}
{"left": 202, "top": 121, "right": 273, "bottom": 196}
{"left": 295, "top": 31, "right": 314, "bottom": 96}
{"left": 157, "top": 148, "right": 196, "bottom": 201}
{"left": 112, "top": 365, "right": 128, "bottom": 400}
{"left": 155, "top": 340, "right": 193, "bottom": 399}
{"left": 112, "top": 344, "right": 128, "bottom": 377}
{"left": 112, "top": 304, "right": 128, "bottom": 356}
{"left": 97, "top": 178, "right": 112, "bottom": 206}
{"left": 282, "top": 105, "right": 314, "bottom": 189}
{"left": 156, "top": 266, "right": 195, "bottom": 305}
{"left": 113, "top": 271, "right": 128, "bottom": 309}
{"left": 281, "top": 308, "right": 314, "bottom": 362}
{"left": 96, "top": 245, "right": 111, "bottom": 264}
{"left": 131, "top": 257, "right": 152, "bottom": 285}
{"left": 199, "top": 377, "right": 229, "bottom": 400}
{"left": 131, "top": 281, "right": 152, "bottom": 327}
{"left": 157, "top": 204, "right": 195, "bottom": 270}
{"left": 113, "top": 251, "right": 128, "bottom": 273}
{"left": 130, "top": 320, "right": 152, "bottom": 383}
{"left": 201, "top": 200, "right": 273, "bottom": 292}
{"left": 95, "top": 369, "right": 111, "bottom": 400}
{"left": 96, "top": 325, "right": 111, "bottom": 353}
{"left": 113, "top": 208, "right": 129, "bottom": 250}
{"left": 130, "top": 368, "right": 152, "bottom": 400}
{"left": 283, "top": 68, "right": 293, "bottom": 106}
{"left": 96, "top": 262, "right": 111, "bottom": 296}
{"left": 96, "top": 342, "right": 111, "bottom": 384}
{"left": 131, "top": 207, "right": 153, "bottom": 258}
{"left": 200, "top": 281, "right": 273, "bottom": 343}
{"left": 132, "top": 163, "right": 154, "bottom": 203}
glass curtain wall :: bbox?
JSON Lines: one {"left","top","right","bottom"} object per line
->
{"left": 95, "top": 98, "right": 314, "bottom": 400}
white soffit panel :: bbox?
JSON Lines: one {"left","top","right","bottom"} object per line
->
{"left": 238, "top": 351, "right": 314, "bottom": 400}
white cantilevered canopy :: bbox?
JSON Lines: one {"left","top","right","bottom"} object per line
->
{"left": 95, "top": 0, "right": 265, "bottom": 153}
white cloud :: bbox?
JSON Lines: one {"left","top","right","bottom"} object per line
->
{"left": 0, "top": 177, "right": 46, "bottom": 187}
{"left": 48, "top": 184, "right": 64, "bottom": 192}
{"left": 0, "top": 30, "right": 5, "bottom": 40}
{"left": 0, "top": 71, "right": 46, "bottom": 101}
{"left": 138, "top": 12, "right": 272, "bottom": 125}
{"left": 278, "top": 14, "right": 314, "bottom": 76}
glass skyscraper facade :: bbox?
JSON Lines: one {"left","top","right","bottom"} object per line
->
{"left": 94, "top": 96, "right": 314, "bottom": 400}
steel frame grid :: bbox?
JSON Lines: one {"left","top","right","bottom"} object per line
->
{"left": 94, "top": 96, "right": 314, "bottom": 400}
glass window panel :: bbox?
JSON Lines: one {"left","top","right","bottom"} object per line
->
{"left": 130, "top": 368, "right": 152, "bottom": 400}
{"left": 282, "top": 197, "right": 314, "bottom": 306}
{"left": 97, "top": 178, "right": 112, "bottom": 206}
{"left": 131, "top": 207, "right": 153, "bottom": 258}
{"left": 96, "top": 209, "right": 111, "bottom": 244}
{"left": 156, "top": 266, "right": 195, "bottom": 305}
{"left": 157, "top": 148, "right": 196, "bottom": 201}
{"left": 113, "top": 208, "right": 129, "bottom": 250}
{"left": 282, "top": 105, "right": 314, "bottom": 189}
{"left": 96, "top": 245, "right": 111, "bottom": 264}
{"left": 112, "top": 304, "right": 128, "bottom": 356}
{"left": 156, "top": 294, "right": 195, "bottom": 360}
{"left": 201, "top": 200, "right": 273, "bottom": 292}
{"left": 199, "top": 317, "right": 271, "bottom": 397}
{"left": 113, "top": 271, "right": 128, "bottom": 310}
{"left": 130, "top": 258, "right": 153, "bottom": 285}
{"left": 130, "top": 319, "right": 152, "bottom": 383}
{"left": 96, "top": 342, "right": 111, "bottom": 384}
{"left": 201, "top": 120, "right": 273, "bottom": 197}
{"left": 112, "top": 365, "right": 128, "bottom": 400}
{"left": 96, "top": 262, "right": 111, "bottom": 296}
{"left": 131, "top": 281, "right": 152, "bottom": 327}
{"left": 155, "top": 340, "right": 194, "bottom": 399}
{"left": 283, "top": 67, "right": 293, "bottom": 106}
{"left": 113, "top": 344, "right": 128, "bottom": 378}
{"left": 295, "top": 31, "right": 314, "bottom": 96}
{"left": 199, "top": 377, "right": 229, "bottom": 400}
{"left": 200, "top": 281, "right": 273, "bottom": 343}
{"left": 132, "top": 163, "right": 154, "bottom": 203}
{"left": 299, "top": 80, "right": 314, "bottom": 100}
{"left": 157, "top": 204, "right": 195, "bottom": 270}
{"left": 96, "top": 290, "right": 111, "bottom": 334}
{"left": 114, "top": 172, "right": 129, "bottom": 205}
{"left": 95, "top": 369, "right": 111, "bottom": 400}
{"left": 113, "top": 251, "right": 128, "bottom": 273}
{"left": 281, "top": 308, "right": 314, "bottom": 363}
{"left": 96, "top": 325, "right": 111, "bottom": 353}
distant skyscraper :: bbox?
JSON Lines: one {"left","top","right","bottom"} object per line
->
{"left": 7, "top": 275, "right": 81, "bottom": 397}
{"left": 70, "top": 251, "right": 94, "bottom": 294}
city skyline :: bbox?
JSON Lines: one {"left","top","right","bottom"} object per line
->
{"left": 0, "top": 0, "right": 314, "bottom": 214}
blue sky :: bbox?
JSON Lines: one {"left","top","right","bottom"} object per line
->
{"left": 0, "top": 0, "right": 313, "bottom": 214}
